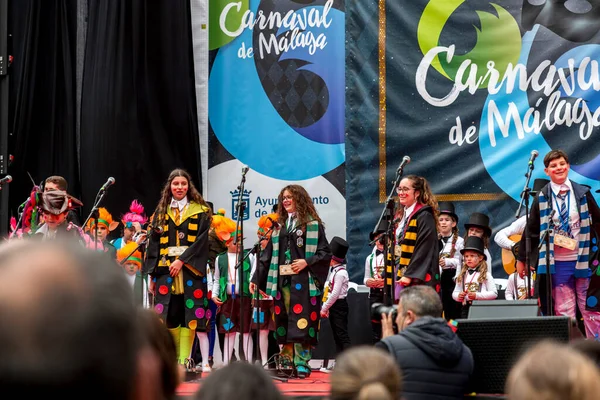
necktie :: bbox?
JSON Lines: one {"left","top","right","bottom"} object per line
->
{"left": 287, "top": 215, "right": 296, "bottom": 232}
{"left": 172, "top": 207, "right": 181, "bottom": 225}
{"left": 376, "top": 249, "right": 383, "bottom": 256}
{"left": 557, "top": 191, "right": 571, "bottom": 236}
{"left": 467, "top": 269, "right": 477, "bottom": 275}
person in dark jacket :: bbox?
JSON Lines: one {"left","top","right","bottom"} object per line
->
{"left": 377, "top": 285, "right": 473, "bottom": 400}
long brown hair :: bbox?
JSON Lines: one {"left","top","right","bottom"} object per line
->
{"left": 276, "top": 184, "right": 323, "bottom": 227}
{"left": 153, "top": 169, "right": 211, "bottom": 227}
{"left": 395, "top": 175, "right": 439, "bottom": 223}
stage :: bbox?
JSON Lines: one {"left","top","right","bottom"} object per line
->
{"left": 176, "top": 370, "right": 331, "bottom": 399}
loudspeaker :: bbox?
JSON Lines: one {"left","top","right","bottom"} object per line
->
{"left": 468, "top": 300, "right": 541, "bottom": 319}
{"left": 456, "top": 316, "right": 571, "bottom": 394}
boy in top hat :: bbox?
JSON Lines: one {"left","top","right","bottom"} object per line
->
{"left": 438, "top": 201, "right": 464, "bottom": 320}
{"left": 35, "top": 190, "right": 85, "bottom": 242}
{"left": 453, "top": 236, "right": 497, "bottom": 318}
{"left": 462, "top": 212, "right": 493, "bottom": 276}
{"left": 117, "top": 241, "right": 149, "bottom": 307}
{"left": 518, "top": 149, "right": 600, "bottom": 338}
{"left": 321, "top": 237, "right": 351, "bottom": 357}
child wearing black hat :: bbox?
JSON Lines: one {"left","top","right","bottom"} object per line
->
{"left": 453, "top": 236, "right": 497, "bottom": 318}
{"left": 462, "top": 212, "right": 494, "bottom": 274}
{"left": 438, "top": 201, "right": 464, "bottom": 320}
{"left": 321, "top": 237, "right": 351, "bottom": 358}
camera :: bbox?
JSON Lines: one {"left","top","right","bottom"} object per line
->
{"left": 371, "top": 302, "right": 398, "bottom": 322}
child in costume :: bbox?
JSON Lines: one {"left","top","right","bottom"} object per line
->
{"left": 85, "top": 207, "right": 118, "bottom": 259}
{"left": 112, "top": 200, "right": 148, "bottom": 250}
{"left": 461, "top": 212, "right": 494, "bottom": 276}
{"left": 364, "top": 233, "right": 385, "bottom": 343}
{"left": 437, "top": 201, "right": 464, "bottom": 320}
{"left": 253, "top": 213, "right": 278, "bottom": 367}
{"left": 117, "top": 241, "right": 149, "bottom": 307}
{"left": 321, "top": 237, "right": 351, "bottom": 359}
{"left": 212, "top": 228, "right": 256, "bottom": 366}
{"left": 453, "top": 236, "right": 497, "bottom": 318}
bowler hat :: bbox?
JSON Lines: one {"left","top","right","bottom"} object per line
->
{"left": 438, "top": 201, "right": 458, "bottom": 222}
{"left": 330, "top": 236, "right": 349, "bottom": 263}
{"left": 460, "top": 236, "right": 487, "bottom": 260}
{"left": 464, "top": 212, "right": 492, "bottom": 237}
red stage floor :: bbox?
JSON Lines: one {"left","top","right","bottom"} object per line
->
{"left": 176, "top": 370, "right": 331, "bottom": 398}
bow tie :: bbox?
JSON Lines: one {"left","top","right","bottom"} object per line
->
{"left": 376, "top": 249, "right": 383, "bottom": 256}
{"left": 467, "top": 269, "right": 477, "bottom": 275}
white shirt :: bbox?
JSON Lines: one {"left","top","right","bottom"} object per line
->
{"left": 396, "top": 202, "right": 417, "bottom": 240}
{"left": 170, "top": 196, "right": 189, "bottom": 211}
{"left": 549, "top": 179, "right": 579, "bottom": 261}
{"left": 452, "top": 269, "right": 497, "bottom": 303}
{"left": 505, "top": 272, "right": 532, "bottom": 300}
{"left": 212, "top": 252, "right": 256, "bottom": 296}
{"left": 322, "top": 264, "right": 349, "bottom": 313}
{"left": 364, "top": 247, "right": 385, "bottom": 284}
{"left": 494, "top": 216, "right": 526, "bottom": 250}
{"left": 439, "top": 235, "right": 464, "bottom": 270}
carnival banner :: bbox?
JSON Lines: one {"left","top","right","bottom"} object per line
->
{"left": 207, "top": 0, "right": 346, "bottom": 243}
{"left": 346, "top": 0, "right": 600, "bottom": 282}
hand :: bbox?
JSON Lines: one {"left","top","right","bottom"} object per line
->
{"left": 148, "top": 280, "right": 156, "bottom": 296}
{"left": 516, "top": 261, "right": 526, "bottom": 278}
{"left": 132, "top": 222, "right": 142, "bottom": 232}
{"left": 169, "top": 259, "right": 184, "bottom": 277}
{"left": 439, "top": 258, "right": 446, "bottom": 268}
{"left": 291, "top": 259, "right": 307, "bottom": 273}
{"left": 467, "top": 292, "right": 477, "bottom": 300}
{"left": 374, "top": 278, "right": 384, "bottom": 288}
{"left": 320, "top": 309, "right": 329, "bottom": 318}
{"left": 457, "top": 291, "right": 466, "bottom": 301}
{"left": 381, "top": 311, "right": 395, "bottom": 339}
{"left": 212, "top": 296, "right": 223, "bottom": 306}
{"left": 135, "top": 232, "right": 147, "bottom": 244}
{"left": 400, "top": 276, "right": 412, "bottom": 286}
{"left": 249, "top": 282, "right": 257, "bottom": 295}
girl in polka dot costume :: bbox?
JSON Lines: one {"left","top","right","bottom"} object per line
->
{"left": 250, "top": 184, "right": 331, "bottom": 379}
{"left": 145, "top": 169, "right": 213, "bottom": 368}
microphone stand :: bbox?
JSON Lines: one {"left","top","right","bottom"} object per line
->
{"left": 371, "top": 165, "right": 405, "bottom": 305}
{"left": 539, "top": 223, "right": 554, "bottom": 316}
{"left": 234, "top": 169, "right": 247, "bottom": 361}
{"left": 516, "top": 157, "right": 535, "bottom": 299}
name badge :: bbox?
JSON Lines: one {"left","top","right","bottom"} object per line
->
{"left": 279, "top": 265, "right": 298, "bottom": 276}
{"left": 168, "top": 246, "right": 189, "bottom": 257}
{"left": 554, "top": 234, "right": 577, "bottom": 251}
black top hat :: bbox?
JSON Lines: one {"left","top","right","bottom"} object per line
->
{"left": 330, "top": 236, "right": 349, "bottom": 263}
{"left": 206, "top": 201, "right": 214, "bottom": 213}
{"left": 464, "top": 212, "right": 491, "bottom": 237}
{"left": 532, "top": 178, "right": 550, "bottom": 196}
{"left": 438, "top": 201, "right": 458, "bottom": 222}
{"left": 460, "top": 236, "right": 487, "bottom": 260}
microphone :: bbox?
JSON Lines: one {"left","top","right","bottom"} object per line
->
{"left": 0, "top": 175, "right": 12, "bottom": 185}
{"left": 242, "top": 166, "right": 249, "bottom": 176}
{"left": 100, "top": 177, "right": 115, "bottom": 191}
{"left": 267, "top": 216, "right": 280, "bottom": 229}
{"left": 528, "top": 150, "right": 539, "bottom": 166}
{"left": 396, "top": 156, "right": 411, "bottom": 173}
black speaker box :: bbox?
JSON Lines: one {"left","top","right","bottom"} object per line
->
{"left": 468, "top": 300, "right": 541, "bottom": 319}
{"left": 455, "top": 316, "right": 571, "bottom": 394}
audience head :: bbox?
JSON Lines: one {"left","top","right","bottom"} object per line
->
{"left": 137, "top": 308, "right": 179, "bottom": 400}
{"left": 194, "top": 362, "right": 284, "bottom": 400}
{"left": 0, "top": 239, "right": 140, "bottom": 399}
{"left": 396, "top": 285, "right": 443, "bottom": 331}
{"left": 330, "top": 346, "right": 402, "bottom": 400}
{"left": 506, "top": 340, "right": 600, "bottom": 400}
{"left": 570, "top": 339, "right": 600, "bottom": 369}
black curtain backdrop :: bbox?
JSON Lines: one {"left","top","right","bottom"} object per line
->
{"left": 9, "top": 0, "right": 202, "bottom": 234}
{"left": 9, "top": 0, "right": 80, "bottom": 215}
